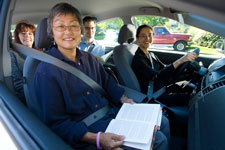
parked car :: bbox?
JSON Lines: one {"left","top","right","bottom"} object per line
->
{"left": 152, "top": 26, "right": 192, "bottom": 51}
{"left": 1, "top": 0, "right": 225, "bottom": 150}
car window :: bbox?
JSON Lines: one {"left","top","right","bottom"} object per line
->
{"left": 156, "top": 27, "right": 169, "bottom": 35}
{"left": 95, "top": 18, "right": 123, "bottom": 53}
{"left": 0, "top": 119, "right": 18, "bottom": 150}
{"left": 132, "top": 15, "right": 225, "bottom": 55}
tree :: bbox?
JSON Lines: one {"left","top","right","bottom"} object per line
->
{"left": 196, "top": 32, "right": 224, "bottom": 48}
{"left": 97, "top": 18, "right": 123, "bottom": 32}
{"left": 134, "top": 16, "right": 169, "bottom": 27}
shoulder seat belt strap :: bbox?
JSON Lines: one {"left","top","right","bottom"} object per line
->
{"left": 12, "top": 43, "right": 110, "bottom": 126}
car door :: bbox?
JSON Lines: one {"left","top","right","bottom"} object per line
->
{"left": 0, "top": 1, "right": 72, "bottom": 150}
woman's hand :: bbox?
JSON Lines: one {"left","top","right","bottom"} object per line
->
{"left": 100, "top": 133, "right": 125, "bottom": 150}
{"left": 182, "top": 52, "right": 198, "bottom": 63}
{"left": 173, "top": 52, "right": 198, "bottom": 69}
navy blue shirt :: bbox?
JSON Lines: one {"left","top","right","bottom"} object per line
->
{"left": 34, "top": 46, "right": 124, "bottom": 148}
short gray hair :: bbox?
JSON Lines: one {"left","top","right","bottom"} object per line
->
{"left": 47, "top": 2, "right": 82, "bottom": 36}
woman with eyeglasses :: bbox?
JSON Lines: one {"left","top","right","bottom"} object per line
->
{"left": 132, "top": 24, "right": 199, "bottom": 106}
{"left": 10, "top": 20, "right": 39, "bottom": 104}
{"left": 34, "top": 3, "right": 170, "bottom": 150}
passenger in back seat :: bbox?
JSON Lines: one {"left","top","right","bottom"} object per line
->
{"left": 34, "top": 3, "right": 170, "bottom": 150}
{"left": 78, "top": 16, "right": 105, "bottom": 57}
{"left": 10, "top": 20, "right": 40, "bottom": 104}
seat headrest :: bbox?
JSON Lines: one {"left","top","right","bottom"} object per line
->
{"left": 118, "top": 24, "right": 136, "bottom": 45}
{"left": 35, "top": 18, "right": 52, "bottom": 49}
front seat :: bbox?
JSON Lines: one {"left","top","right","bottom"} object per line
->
{"left": 113, "top": 24, "right": 140, "bottom": 91}
{"left": 23, "top": 17, "right": 51, "bottom": 118}
{"left": 113, "top": 24, "right": 188, "bottom": 137}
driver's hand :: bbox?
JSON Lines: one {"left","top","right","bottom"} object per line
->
{"left": 173, "top": 52, "right": 198, "bottom": 69}
{"left": 183, "top": 52, "right": 198, "bottom": 62}
{"left": 100, "top": 132, "right": 125, "bottom": 150}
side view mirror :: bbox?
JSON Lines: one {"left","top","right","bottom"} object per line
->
{"left": 216, "top": 39, "right": 225, "bottom": 54}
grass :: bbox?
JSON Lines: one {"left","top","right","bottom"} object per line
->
{"left": 95, "top": 35, "right": 105, "bottom": 40}
{"left": 186, "top": 45, "right": 221, "bottom": 55}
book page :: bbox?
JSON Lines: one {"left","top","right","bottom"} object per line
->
{"left": 123, "top": 125, "right": 158, "bottom": 150}
{"left": 105, "top": 103, "right": 162, "bottom": 149}
{"left": 123, "top": 137, "right": 152, "bottom": 150}
{"left": 157, "top": 109, "right": 162, "bottom": 128}
{"left": 105, "top": 119, "right": 155, "bottom": 144}
{"left": 116, "top": 103, "right": 161, "bottom": 125}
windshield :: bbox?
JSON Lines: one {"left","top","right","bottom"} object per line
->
{"left": 132, "top": 15, "right": 225, "bottom": 56}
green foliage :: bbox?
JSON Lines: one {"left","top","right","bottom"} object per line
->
{"left": 95, "top": 18, "right": 123, "bottom": 38}
{"left": 94, "top": 15, "right": 223, "bottom": 52}
{"left": 186, "top": 45, "right": 221, "bottom": 55}
{"left": 97, "top": 18, "right": 123, "bottom": 32}
{"left": 95, "top": 34, "right": 105, "bottom": 40}
{"left": 134, "top": 16, "right": 169, "bottom": 27}
{"left": 195, "top": 32, "right": 223, "bottom": 48}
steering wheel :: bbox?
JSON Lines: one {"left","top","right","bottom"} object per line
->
{"left": 174, "top": 60, "right": 204, "bottom": 80}
{"left": 173, "top": 62, "right": 190, "bottom": 81}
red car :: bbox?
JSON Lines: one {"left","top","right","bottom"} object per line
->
{"left": 152, "top": 26, "right": 192, "bottom": 51}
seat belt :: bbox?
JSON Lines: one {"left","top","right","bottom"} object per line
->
{"left": 146, "top": 52, "right": 166, "bottom": 103}
{"left": 87, "top": 43, "right": 95, "bottom": 53}
{"left": 146, "top": 81, "right": 166, "bottom": 103}
{"left": 83, "top": 105, "right": 110, "bottom": 126}
{"left": 12, "top": 43, "right": 108, "bottom": 98}
{"left": 12, "top": 43, "right": 110, "bottom": 126}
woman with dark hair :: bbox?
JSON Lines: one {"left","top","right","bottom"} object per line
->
{"left": 34, "top": 3, "right": 170, "bottom": 150}
{"left": 132, "top": 24, "right": 199, "bottom": 106}
{"left": 10, "top": 20, "right": 39, "bottom": 103}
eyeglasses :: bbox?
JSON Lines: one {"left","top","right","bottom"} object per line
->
{"left": 139, "top": 33, "right": 154, "bottom": 39}
{"left": 84, "top": 27, "right": 95, "bottom": 30}
{"left": 53, "top": 25, "right": 81, "bottom": 32}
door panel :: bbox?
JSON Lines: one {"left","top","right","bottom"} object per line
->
{"left": 0, "top": 82, "right": 72, "bottom": 150}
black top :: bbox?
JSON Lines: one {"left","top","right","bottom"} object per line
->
{"left": 131, "top": 47, "right": 176, "bottom": 94}
{"left": 10, "top": 50, "right": 26, "bottom": 104}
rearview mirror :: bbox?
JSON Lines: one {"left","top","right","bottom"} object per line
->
{"left": 216, "top": 39, "right": 225, "bottom": 54}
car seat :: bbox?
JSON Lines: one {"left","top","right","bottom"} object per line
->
{"left": 34, "top": 18, "right": 52, "bottom": 51}
{"left": 23, "top": 18, "right": 51, "bottom": 118}
{"left": 113, "top": 24, "right": 188, "bottom": 138}
{"left": 113, "top": 24, "right": 140, "bottom": 91}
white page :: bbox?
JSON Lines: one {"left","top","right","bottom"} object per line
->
{"left": 123, "top": 123, "right": 157, "bottom": 150}
{"left": 123, "top": 136, "right": 152, "bottom": 150}
{"left": 157, "top": 109, "right": 162, "bottom": 128}
{"left": 105, "top": 103, "right": 161, "bottom": 149}
{"left": 105, "top": 119, "right": 155, "bottom": 144}
{"left": 116, "top": 103, "right": 160, "bottom": 124}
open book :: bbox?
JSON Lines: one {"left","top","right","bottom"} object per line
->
{"left": 105, "top": 103, "right": 162, "bottom": 150}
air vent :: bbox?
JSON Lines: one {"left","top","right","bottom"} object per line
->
{"left": 202, "top": 80, "right": 225, "bottom": 95}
